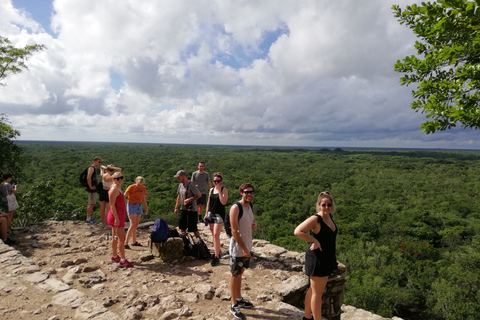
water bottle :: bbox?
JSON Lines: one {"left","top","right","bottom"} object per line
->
{"left": 204, "top": 216, "right": 209, "bottom": 226}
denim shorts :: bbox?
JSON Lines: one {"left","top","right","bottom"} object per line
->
{"left": 127, "top": 202, "right": 143, "bottom": 215}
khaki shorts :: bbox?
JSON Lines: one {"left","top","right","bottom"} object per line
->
{"left": 87, "top": 192, "right": 97, "bottom": 205}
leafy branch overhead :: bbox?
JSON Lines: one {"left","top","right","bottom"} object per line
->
{"left": 0, "top": 36, "right": 46, "bottom": 86}
{"left": 393, "top": 1, "right": 480, "bottom": 133}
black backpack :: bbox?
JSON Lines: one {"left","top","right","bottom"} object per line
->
{"left": 224, "top": 201, "right": 252, "bottom": 237}
{"left": 79, "top": 166, "right": 92, "bottom": 187}
{"left": 181, "top": 233, "right": 211, "bottom": 259}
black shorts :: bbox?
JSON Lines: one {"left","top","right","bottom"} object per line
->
{"left": 196, "top": 194, "right": 207, "bottom": 205}
{"left": 230, "top": 256, "right": 250, "bottom": 275}
{"left": 179, "top": 210, "right": 198, "bottom": 232}
{"left": 99, "top": 188, "right": 109, "bottom": 202}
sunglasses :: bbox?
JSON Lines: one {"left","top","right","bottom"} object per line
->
{"left": 320, "top": 191, "right": 331, "bottom": 195}
{"left": 243, "top": 191, "right": 254, "bottom": 195}
{"left": 320, "top": 203, "right": 332, "bottom": 208}
{"left": 114, "top": 176, "right": 124, "bottom": 180}
{"left": 213, "top": 180, "right": 222, "bottom": 183}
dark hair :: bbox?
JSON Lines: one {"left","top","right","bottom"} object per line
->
{"left": 239, "top": 182, "right": 254, "bottom": 193}
{"left": 3, "top": 172, "right": 12, "bottom": 181}
{"left": 213, "top": 172, "right": 223, "bottom": 180}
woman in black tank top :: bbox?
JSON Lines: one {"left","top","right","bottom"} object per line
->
{"left": 205, "top": 172, "right": 229, "bottom": 266}
{"left": 294, "top": 191, "right": 338, "bottom": 320}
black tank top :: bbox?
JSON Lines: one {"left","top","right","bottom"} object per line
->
{"left": 209, "top": 187, "right": 226, "bottom": 220}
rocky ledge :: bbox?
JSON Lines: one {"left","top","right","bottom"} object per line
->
{"left": 0, "top": 220, "right": 403, "bottom": 320}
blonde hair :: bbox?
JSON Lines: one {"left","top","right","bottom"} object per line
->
{"left": 316, "top": 191, "right": 336, "bottom": 214}
{"left": 136, "top": 176, "right": 145, "bottom": 184}
{"left": 112, "top": 172, "right": 122, "bottom": 179}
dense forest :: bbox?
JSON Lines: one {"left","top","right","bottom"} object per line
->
{"left": 11, "top": 142, "right": 480, "bottom": 320}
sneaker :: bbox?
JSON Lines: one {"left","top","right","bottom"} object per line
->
{"left": 230, "top": 305, "right": 245, "bottom": 319}
{"left": 110, "top": 255, "right": 121, "bottom": 262}
{"left": 211, "top": 256, "right": 220, "bottom": 266}
{"left": 119, "top": 259, "right": 134, "bottom": 268}
{"left": 86, "top": 217, "right": 97, "bottom": 224}
{"left": 236, "top": 298, "right": 254, "bottom": 309}
{"left": 3, "top": 238, "right": 16, "bottom": 245}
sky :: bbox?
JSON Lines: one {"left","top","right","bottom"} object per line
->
{"left": 1, "top": 0, "right": 480, "bottom": 149}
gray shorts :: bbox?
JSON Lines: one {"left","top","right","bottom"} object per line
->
{"left": 207, "top": 211, "right": 224, "bottom": 224}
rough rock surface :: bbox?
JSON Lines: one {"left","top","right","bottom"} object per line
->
{"left": 0, "top": 220, "right": 403, "bottom": 320}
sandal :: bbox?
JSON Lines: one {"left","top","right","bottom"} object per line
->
{"left": 124, "top": 244, "right": 131, "bottom": 249}
{"left": 132, "top": 242, "right": 142, "bottom": 246}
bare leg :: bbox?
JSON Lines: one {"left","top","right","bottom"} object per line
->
{"left": 131, "top": 215, "right": 141, "bottom": 244}
{"left": 125, "top": 215, "right": 133, "bottom": 245}
{"left": 212, "top": 223, "right": 223, "bottom": 257}
{"left": 87, "top": 203, "right": 94, "bottom": 219}
{"left": 116, "top": 227, "right": 126, "bottom": 259}
{"left": 230, "top": 269, "right": 244, "bottom": 305}
{"left": 0, "top": 217, "right": 8, "bottom": 241}
{"left": 111, "top": 227, "right": 118, "bottom": 257}
{"left": 310, "top": 276, "right": 328, "bottom": 320}
{"left": 304, "top": 286, "right": 313, "bottom": 319}
{"left": 198, "top": 204, "right": 204, "bottom": 220}
{"left": 6, "top": 211, "right": 13, "bottom": 229}
{"left": 99, "top": 201, "right": 106, "bottom": 224}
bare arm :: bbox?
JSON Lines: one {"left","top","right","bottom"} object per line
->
{"left": 143, "top": 194, "right": 148, "bottom": 215}
{"left": 294, "top": 215, "right": 322, "bottom": 251}
{"left": 183, "top": 192, "right": 201, "bottom": 206}
{"left": 174, "top": 194, "right": 181, "bottom": 215}
{"left": 87, "top": 166, "right": 96, "bottom": 190}
{"left": 218, "top": 187, "right": 228, "bottom": 205}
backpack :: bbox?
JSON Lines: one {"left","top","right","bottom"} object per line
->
{"left": 181, "top": 233, "right": 196, "bottom": 256}
{"left": 79, "top": 166, "right": 92, "bottom": 187}
{"left": 193, "top": 237, "right": 211, "bottom": 260}
{"left": 181, "top": 233, "right": 211, "bottom": 259}
{"left": 150, "top": 219, "right": 169, "bottom": 242}
{"left": 224, "top": 201, "right": 253, "bottom": 237}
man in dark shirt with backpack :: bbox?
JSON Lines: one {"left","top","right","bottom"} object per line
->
{"left": 174, "top": 170, "right": 201, "bottom": 238}
{"left": 85, "top": 156, "right": 102, "bottom": 224}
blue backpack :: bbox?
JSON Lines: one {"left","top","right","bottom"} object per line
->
{"left": 151, "top": 219, "right": 169, "bottom": 242}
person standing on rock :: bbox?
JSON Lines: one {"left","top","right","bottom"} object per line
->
{"left": 99, "top": 164, "right": 122, "bottom": 228}
{"left": 107, "top": 172, "right": 133, "bottom": 268}
{"left": 174, "top": 170, "right": 201, "bottom": 237}
{"left": 191, "top": 162, "right": 211, "bottom": 223}
{"left": 1, "top": 172, "right": 18, "bottom": 231}
{"left": 229, "top": 182, "right": 257, "bottom": 319}
{"left": 124, "top": 176, "right": 148, "bottom": 248}
{"left": 294, "top": 191, "right": 338, "bottom": 320}
{"left": 85, "top": 156, "right": 103, "bottom": 224}
{"left": 205, "top": 172, "right": 228, "bottom": 266}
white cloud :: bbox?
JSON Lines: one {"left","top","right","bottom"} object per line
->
{"left": 1, "top": 0, "right": 480, "bottom": 149}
